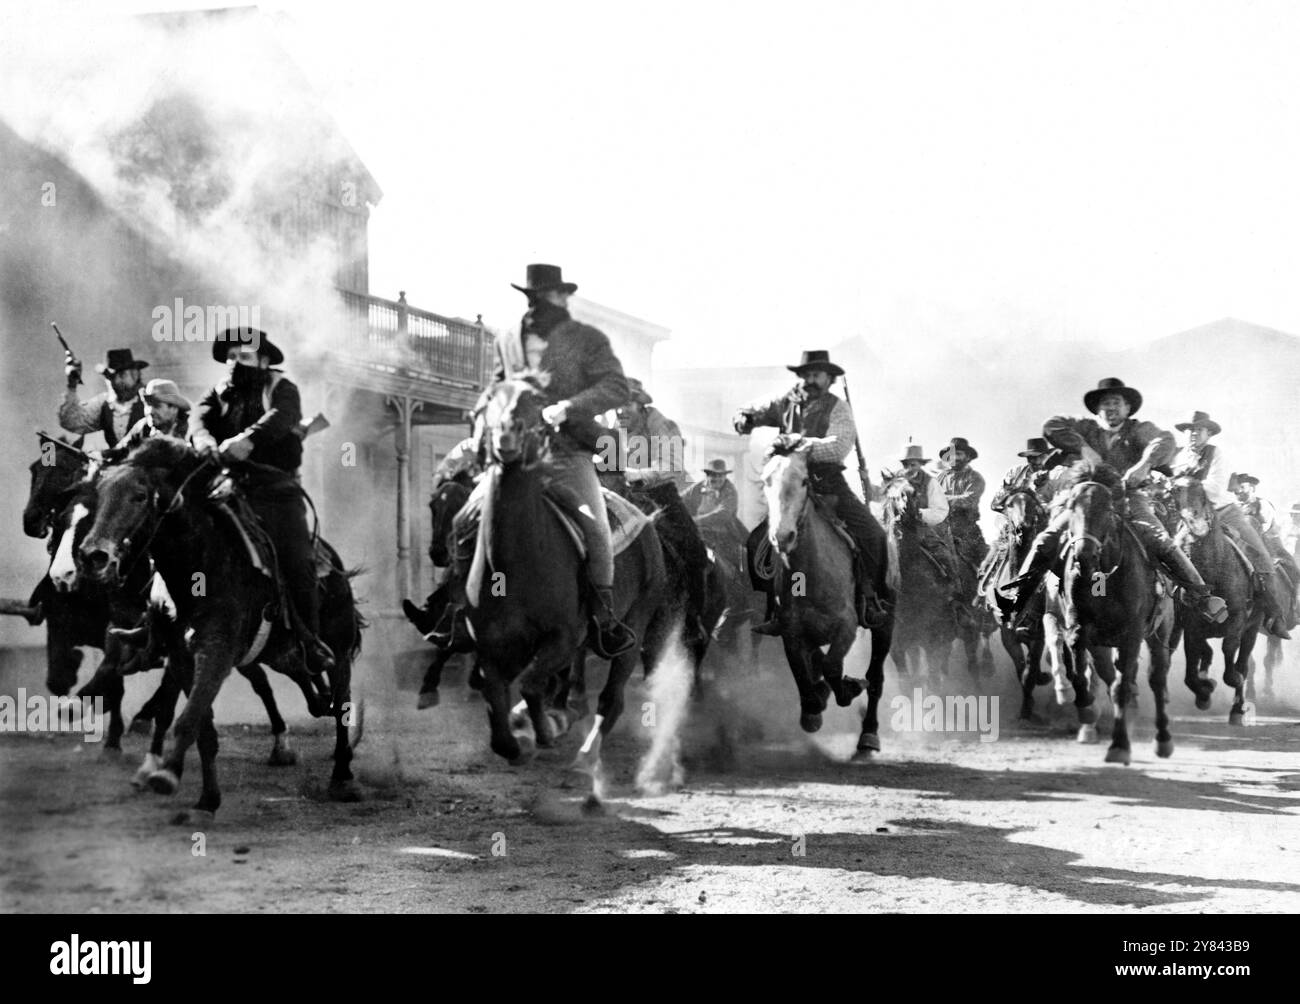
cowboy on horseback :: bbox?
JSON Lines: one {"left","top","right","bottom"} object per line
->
{"left": 98, "top": 379, "right": 192, "bottom": 464}
{"left": 990, "top": 438, "right": 1055, "bottom": 512}
{"left": 1170, "top": 411, "right": 1290, "bottom": 636}
{"left": 58, "top": 348, "right": 148, "bottom": 448}
{"left": 1000, "top": 377, "right": 1226, "bottom": 623}
{"left": 936, "top": 437, "right": 989, "bottom": 575}
{"left": 734, "top": 350, "right": 890, "bottom": 633}
{"left": 189, "top": 327, "right": 336, "bottom": 677}
{"left": 892, "top": 443, "right": 966, "bottom": 591}
{"left": 614, "top": 378, "right": 689, "bottom": 490}
{"left": 441, "top": 264, "right": 638, "bottom": 660}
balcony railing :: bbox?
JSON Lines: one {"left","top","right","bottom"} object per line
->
{"left": 338, "top": 288, "right": 493, "bottom": 388}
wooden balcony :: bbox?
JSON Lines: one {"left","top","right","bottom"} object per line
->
{"left": 332, "top": 287, "right": 494, "bottom": 421}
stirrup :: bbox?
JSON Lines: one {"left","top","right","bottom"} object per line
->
{"left": 303, "top": 635, "right": 336, "bottom": 676}
{"left": 589, "top": 615, "right": 637, "bottom": 659}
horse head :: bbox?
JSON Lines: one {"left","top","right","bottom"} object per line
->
{"left": 79, "top": 438, "right": 208, "bottom": 587}
{"left": 880, "top": 470, "right": 919, "bottom": 532}
{"left": 24, "top": 434, "right": 86, "bottom": 538}
{"left": 1001, "top": 486, "right": 1046, "bottom": 542}
{"left": 762, "top": 436, "right": 815, "bottom": 554}
{"left": 484, "top": 373, "right": 550, "bottom": 468}
{"left": 1170, "top": 474, "right": 1212, "bottom": 540}
{"left": 1060, "top": 461, "right": 1122, "bottom": 563}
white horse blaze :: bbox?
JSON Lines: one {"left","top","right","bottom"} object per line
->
{"left": 50, "top": 504, "right": 89, "bottom": 591}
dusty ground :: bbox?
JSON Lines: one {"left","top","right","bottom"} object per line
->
{"left": 3, "top": 630, "right": 1299, "bottom": 914}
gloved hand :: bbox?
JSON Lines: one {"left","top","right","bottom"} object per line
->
{"left": 219, "top": 434, "right": 254, "bottom": 462}
{"left": 64, "top": 351, "right": 82, "bottom": 388}
{"left": 541, "top": 400, "right": 570, "bottom": 427}
{"left": 732, "top": 410, "right": 754, "bottom": 435}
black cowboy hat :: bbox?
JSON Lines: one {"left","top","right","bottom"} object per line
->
{"left": 626, "top": 377, "right": 653, "bottom": 405}
{"left": 788, "top": 349, "right": 844, "bottom": 377}
{"left": 95, "top": 348, "right": 149, "bottom": 376}
{"left": 1018, "top": 437, "right": 1050, "bottom": 458}
{"left": 939, "top": 437, "right": 978, "bottom": 462}
{"left": 1236, "top": 473, "right": 1260, "bottom": 487}
{"left": 511, "top": 263, "right": 578, "bottom": 296}
{"left": 212, "top": 327, "right": 284, "bottom": 366}
{"left": 1083, "top": 377, "right": 1142, "bottom": 416}
{"left": 1174, "top": 410, "right": 1222, "bottom": 436}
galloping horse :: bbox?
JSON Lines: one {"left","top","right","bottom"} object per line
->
{"left": 1056, "top": 464, "right": 1175, "bottom": 763}
{"left": 762, "top": 436, "right": 891, "bottom": 752}
{"left": 469, "top": 376, "right": 666, "bottom": 785}
{"left": 881, "top": 473, "right": 982, "bottom": 686}
{"left": 79, "top": 439, "right": 364, "bottom": 819}
{"left": 413, "top": 476, "right": 475, "bottom": 709}
{"left": 1170, "top": 476, "right": 1263, "bottom": 725}
{"left": 979, "top": 486, "right": 1053, "bottom": 720}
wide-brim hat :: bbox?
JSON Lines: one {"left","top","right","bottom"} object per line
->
{"left": 899, "top": 443, "right": 930, "bottom": 465}
{"left": 787, "top": 349, "right": 844, "bottom": 377}
{"left": 142, "top": 378, "right": 192, "bottom": 411}
{"left": 1174, "top": 410, "right": 1222, "bottom": 436}
{"left": 702, "top": 459, "right": 732, "bottom": 475}
{"left": 212, "top": 327, "right": 284, "bottom": 366}
{"left": 95, "top": 348, "right": 149, "bottom": 376}
{"left": 511, "top": 263, "right": 578, "bottom": 296}
{"left": 939, "top": 437, "right": 979, "bottom": 461}
{"left": 1018, "top": 437, "right": 1050, "bottom": 458}
{"left": 1083, "top": 377, "right": 1142, "bottom": 416}
{"left": 1236, "top": 473, "right": 1260, "bottom": 487}
{"left": 626, "top": 377, "right": 653, "bottom": 405}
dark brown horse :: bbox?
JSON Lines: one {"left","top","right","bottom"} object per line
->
{"left": 1055, "top": 464, "right": 1175, "bottom": 764}
{"left": 979, "top": 486, "right": 1053, "bottom": 720}
{"left": 881, "top": 473, "right": 983, "bottom": 686}
{"left": 79, "top": 439, "right": 364, "bottom": 820}
{"left": 469, "top": 377, "right": 666, "bottom": 794}
{"left": 762, "top": 436, "right": 891, "bottom": 752}
{"left": 1170, "top": 476, "right": 1263, "bottom": 725}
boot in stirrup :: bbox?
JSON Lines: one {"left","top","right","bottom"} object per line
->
{"left": 590, "top": 587, "right": 637, "bottom": 659}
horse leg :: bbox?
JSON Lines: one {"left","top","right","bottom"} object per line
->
{"left": 417, "top": 645, "right": 455, "bottom": 710}
{"left": 235, "top": 663, "right": 295, "bottom": 766}
{"left": 148, "top": 644, "right": 236, "bottom": 799}
{"left": 1184, "top": 629, "right": 1215, "bottom": 710}
{"left": 1148, "top": 633, "right": 1173, "bottom": 758}
{"left": 1103, "top": 645, "right": 1132, "bottom": 765}
{"left": 327, "top": 657, "right": 360, "bottom": 801}
{"left": 1074, "top": 642, "right": 1102, "bottom": 743}
{"left": 1000, "top": 625, "right": 1032, "bottom": 721}
{"left": 856, "top": 624, "right": 891, "bottom": 755}
{"left": 481, "top": 660, "right": 523, "bottom": 764}
{"left": 1262, "top": 636, "right": 1280, "bottom": 701}
{"left": 782, "top": 634, "right": 827, "bottom": 733}
{"left": 1228, "top": 624, "right": 1259, "bottom": 727}
{"left": 129, "top": 677, "right": 169, "bottom": 736}
{"left": 101, "top": 672, "right": 125, "bottom": 754}
{"left": 186, "top": 708, "right": 221, "bottom": 821}
{"left": 134, "top": 671, "right": 180, "bottom": 790}
{"left": 45, "top": 604, "right": 82, "bottom": 697}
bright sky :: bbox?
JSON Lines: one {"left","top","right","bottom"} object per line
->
{"left": 20, "top": 0, "right": 1300, "bottom": 365}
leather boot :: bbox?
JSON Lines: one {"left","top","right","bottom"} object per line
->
{"left": 997, "top": 531, "right": 1059, "bottom": 612}
{"left": 1160, "top": 544, "right": 1227, "bottom": 624}
{"left": 752, "top": 591, "right": 782, "bottom": 635}
{"left": 402, "top": 597, "right": 440, "bottom": 637}
{"left": 590, "top": 586, "right": 637, "bottom": 659}
{"left": 428, "top": 603, "right": 474, "bottom": 651}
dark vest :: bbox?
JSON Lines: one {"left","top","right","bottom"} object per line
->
{"left": 913, "top": 469, "right": 932, "bottom": 510}
{"left": 781, "top": 391, "right": 844, "bottom": 477}
{"left": 1185, "top": 443, "right": 1217, "bottom": 483}
{"left": 99, "top": 397, "right": 146, "bottom": 448}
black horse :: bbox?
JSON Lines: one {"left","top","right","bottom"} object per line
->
{"left": 78, "top": 439, "right": 365, "bottom": 820}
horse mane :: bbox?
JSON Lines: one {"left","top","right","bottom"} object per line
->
{"left": 123, "top": 436, "right": 196, "bottom": 471}
{"left": 767, "top": 434, "right": 807, "bottom": 459}
{"left": 1057, "top": 460, "right": 1123, "bottom": 493}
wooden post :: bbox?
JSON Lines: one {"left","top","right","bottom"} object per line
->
{"left": 386, "top": 393, "right": 422, "bottom": 605}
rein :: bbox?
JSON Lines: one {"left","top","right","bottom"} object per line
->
{"left": 115, "top": 455, "right": 220, "bottom": 579}
{"left": 1062, "top": 480, "right": 1121, "bottom": 577}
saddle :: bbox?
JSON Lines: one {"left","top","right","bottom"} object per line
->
{"left": 452, "top": 481, "right": 650, "bottom": 565}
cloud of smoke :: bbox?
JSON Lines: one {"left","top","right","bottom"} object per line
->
{"left": 635, "top": 621, "right": 692, "bottom": 795}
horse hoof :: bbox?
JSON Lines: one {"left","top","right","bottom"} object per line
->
{"left": 1156, "top": 739, "right": 1174, "bottom": 758}
{"left": 582, "top": 794, "right": 605, "bottom": 816}
{"left": 800, "top": 712, "right": 823, "bottom": 734}
{"left": 101, "top": 744, "right": 123, "bottom": 759}
{"left": 836, "top": 678, "right": 864, "bottom": 707}
{"left": 1228, "top": 711, "right": 1244, "bottom": 727}
{"left": 267, "top": 746, "right": 298, "bottom": 767}
{"left": 128, "top": 716, "right": 153, "bottom": 736}
{"left": 1223, "top": 671, "right": 1243, "bottom": 689}
{"left": 1104, "top": 746, "right": 1131, "bottom": 765}
{"left": 170, "top": 808, "right": 214, "bottom": 827}
{"left": 147, "top": 769, "right": 180, "bottom": 795}
{"left": 856, "top": 732, "right": 881, "bottom": 753}
{"left": 1077, "top": 704, "right": 1099, "bottom": 726}
{"left": 1077, "top": 724, "right": 1098, "bottom": 744}
{"left": 328, "top": 778, "right": 363, "bottom": 803}
{"left": 1195, "top": 694, "right": 1212, "bottom": 711}
{"left": 509, "top": 735, "right": 537, "bottom": 766}
{"left": 416, "top": 690, "right": 440, "bottom": 710}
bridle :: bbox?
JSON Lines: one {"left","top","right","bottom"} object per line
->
{"left": 1061, "top": 479, "right": 1119, "bottom": 563}
{"left": 99, "top": 456, "right": 218, "bottom": 579}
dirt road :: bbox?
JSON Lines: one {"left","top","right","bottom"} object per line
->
{"left": 3, "top": 637, "right": 1299, "bottom": 914}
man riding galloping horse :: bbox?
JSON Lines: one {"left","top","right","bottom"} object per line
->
{"left": 734, "top": 350, "right": 890, "bottom": 633}
{"left": 1171, "top": 411, "right": 1291, "bottom": 638}
{"left": 1000, "top": 377, "right": 1227, "bottom": 624}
